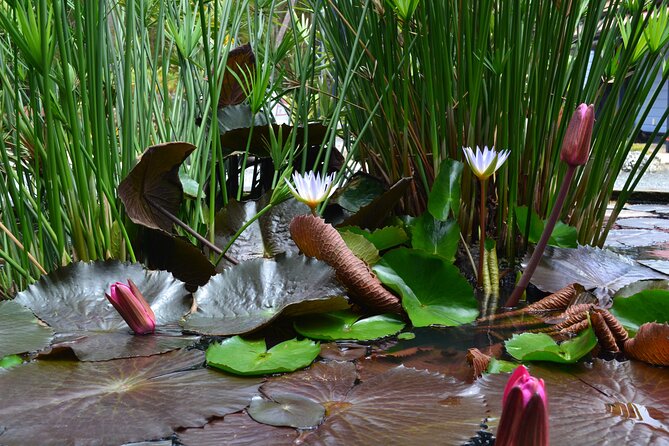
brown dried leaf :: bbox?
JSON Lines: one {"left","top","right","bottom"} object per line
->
{"left": 591, "top": 309, "right": 619, "bottom": 353}
{"left": 466, "top": 348, "right": 491, "bottom": 379}
{"left": 219, "top": 44, "right": 255, "bottom": 107}
{"left": 290, "top": 214, "right": 403, "bottom": 314}
{"left": 624, "top": 323, "right": 669, "bottom": 366}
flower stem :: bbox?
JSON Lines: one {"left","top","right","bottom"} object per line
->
{"left": 507, "top": 165, "right": 577, "bottom": 307}
{"left": 478, "top": 178, "right": 487, "bottom": 287}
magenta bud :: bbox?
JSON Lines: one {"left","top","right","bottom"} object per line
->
{"left": 106, "top": 279, "right": 156, "bottom": 335}
{"left": 560, "top": 103, "right": 594, "bottom": 166}
{"left": 496, "top": 366, "right": 549, "bottom": 446}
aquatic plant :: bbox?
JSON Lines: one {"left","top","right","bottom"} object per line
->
{"left": 106, "top": 280, "right": 156, "bottom": 335}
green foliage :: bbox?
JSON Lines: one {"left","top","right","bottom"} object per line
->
{"left": 409, "top": 214, "right": 459, "bottom": 262}
{"left": 294, "top": 310, "right": 405, "bottom": 341}
{"left": 428, "top": 158, "right": 463, "bottom": 220}
{"left": 339, "top": 230, "right": 381, "bottom": 265}
{"left": 505, "top": 326, "right": 598, "bottom": 364}
{"left": 206, "top": 336, "right": 320, "bottom": 376}
{"left": 515, "top": 206, "right": 578, "bottom": 248}
{"left": 610, "top": 289, "right": 669, "bottom": 335}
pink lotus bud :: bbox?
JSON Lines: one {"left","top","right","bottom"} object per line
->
{"left": 106, "top": 280, "right": 156, "bottom": 335}
{"left": 496, "top": 366, "right": 549, "bottom": 446}
{"left": 560, "top": 103, "right": 594, "bottom": 166}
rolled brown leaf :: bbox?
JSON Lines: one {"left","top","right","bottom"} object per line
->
{"left": 290, "top": 214, "right": 403, "bottom": 314}
{"left": 591, "top": 309, "right": 619, "bottom": 353}
{"left": 598, "top": 309, "right": 629, "bottom": 347}
{"left": 624, "top": 323, "right": 669, "bottom": 366}
{"left": 466, "top": 348, "right": 491, "bottom": 379}
{"left": 477, "top": 283, "right": 582, "bottom": 322}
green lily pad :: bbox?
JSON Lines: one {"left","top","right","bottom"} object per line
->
{"left": 504, "top": 325, "right": 597, "bottom": 363}
{"left": 373, "top": 248, "right": 479, "bottom": 327}
{"left": 183, "top": 255, "right": 348, "bottom": 336}
{"left": 485, "top": 358, "right": 518, "bottom": 374}
{"left": 515, "top": 206, "right": 577, "bottom": 248}
{"left": 14, "top": 261, "right": 196, "bottom": 361}
{"left": 340, "top": 225, "right": 409, "bottom": 250}
{"left": 294, "top": 310, "right": 405, "bottom": 341}
{"left": 339, "top": 230, "right": 380, "bottom": 265}
{"left": 0, "top": 300, "right": 54, "bottom": 357}
{"left": 206, "top": 336, "right": 320, "bottom": 376}
{"left": 410, "top": 214, "right": 459, "bottom": 261}
{"left": 0, "top": 355, "right": 23, "bottom": 369}
{"left": 610, "top": 289, "right": 669, "bottom": 335}
{"left": 0, "top": 349, "right": 261, "bottom": 445}
{"left": 248, "top": 393, "right": 325, "bottom": 428}
{"left": 428, "top": 158, "right": 463, "bottom": 220}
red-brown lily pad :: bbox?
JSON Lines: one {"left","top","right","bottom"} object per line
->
{"left": 261, "top": 361, "right": 485, "bottom": 445}
{"left": 14, "top": 261, "right": 196, "bottom": 361}
{"left": 477, "top": 359, "right": 669, "bottom": 445}
{"left": 0, "top": 350, "right": 261, "bottom": 446}
{"left": 178, "top": 412, "right": 298, "bottom": 446}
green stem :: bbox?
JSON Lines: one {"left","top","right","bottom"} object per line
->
{"left": 478, "top": 178, "right": 486, "bottom": 287}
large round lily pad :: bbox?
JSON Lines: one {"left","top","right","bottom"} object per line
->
{"left": 294, "top": 310, "right": 405, "bottom": 341}
{"left": 0, "top": 349, "right": 261, "bottom": 445}
{"left": 14, "top": 261, "right": 196, "bottom": 361}
{"left": 183, "top": 255, "right": 347, "bottom": 336}
{"left": 477, "top": 359, "right": 669, "bottom": 445}
{"left": 261, "top": 361, "right": 486, "bottom": 445}
{"left": 178, "top": 412, "right": 299, "bottom": 446}
{"left": 0, "top": 300, "right": 54, "bottom": 357}
{"left": 248, "top": 393, "right": 325, "bottom": 428}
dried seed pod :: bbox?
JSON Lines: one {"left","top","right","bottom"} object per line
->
{"left": 290, "top": 214, "right": 403, "bottom": 314}
{"left": 563, "top": 303, "right": 596, "bottom": 318}
{"left": 555, "top": 318, "right": 590, "bottom": 340}
{"left": 591, "top": 309, "right": 619, "bottom": 353}
{"left": 466, "top": 348, "right": 491, "bottom": 379}
{"left": 624, "top": 323, "right": 669, "bottom": 366}
{"left": 598, "top": 309, "right": 629, "bottom": 347}
{"left": 478, "top": 283, "right": 582, "bottom": 322}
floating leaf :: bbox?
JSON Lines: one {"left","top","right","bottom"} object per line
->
{"left": 624, "top": 322, "right": 669, "bottom": 366}
{"left": 527, "top": 246, "right": 669, "bottom": 304}
{"left": 339, "top": 230, "right": 380, "bottom": 264}
{"left": 0, "top": 355, "right": 22, "bottom": 369}
{"left": 478, "top": 359, "right": 669, "bottom": 445}
{"left": 319, "top": 343, "right": 367, "bottom": 361}
{"left": 0, "top": 301, "right": 53, "bottom": 357}
{"left": 290, "top": 215, "right": 403, "bottom": 313}
{"left": 178, "top": 412, "right": 298, "bottom": 446}
{"left": 515, "top": 206, "right": 577, "bottom": 248}
{"left": 339, "top": 225, "right": 409, "bottom": 251}
{"left": 374, "top": 248, "right": 478, "bottom": 327}
{"left": 504, "top": 326, "right": 597, "bottom": 363}
{"left": 206, "top": 336, "right": 320, "bottom": 376}
{"left": 485, "top": 358, "right": 518, "bottom": 374}
{"left": 183, "top": 255, "right": 347, "bottom": 336}
{"left": 14, "top": 261, "right": 195, "bottom": 361}
{"left": 294, "top": 310, "right": 405, "bottom": 341}
{"left": 219, "top": 43, "right": 255, "bottom": 107}
{"left": 410, "top": 214, "right": 459, "bottom": 261}
{"left": 118, "top": 142, "right": 195, "bottom": 232}
{"left": 248, "top": 393, "right": 325, "bottom": 428}
{"left": 428, "top": 158, "right": 463, "bottom": 220}
{"left": 0, "top": 350, "right": 261, "bottom": 445}
{"left": 261, "top": 361, "right": 485, "bottom": 445}
{"left": 610, "top": 289, "right": 669, "bottom": 335}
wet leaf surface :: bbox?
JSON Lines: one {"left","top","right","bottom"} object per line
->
{"left": 14, "top": 261, "right": 194, "bottom": 361}
{"left": 318, "top": 342, "right": 368, "bottom": 361}
{"left": 183, "top": 255, "right": 347, "bottom": 336}
{"left": 178, "top": 412, "right": 298, "bottom": 446}
{"left": 478, "top": 359, "right": 669, "bottom": 445}
{"left": 0, "top": 300, "right": 53, "bottom": 357}
{"left": 294, "top": 310, "right": 405, "bottom": 341}
{"left": 118, "top": 142, "right": 195, "bottom": 232}
{"left": 374, "top": 248, "right": 478, "bottom": 327}
{"left": 261, "top": 361, "right": 485, "bottom": 445}
{"left": 0, "top": 350, "right": 261, "bottom": 446}
{"left": 248, "top": 393, "right": 325, "bottom": 428}
{"left": 206, "top": 336, "right": 320, "bottom": 376}
{"left": 610, "top": 289, "right": 669, "bottom": 335}
{"left": 505, "top": 326, "right": 597, "bottom": 363}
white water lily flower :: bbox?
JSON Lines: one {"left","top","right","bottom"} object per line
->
{"left": 462, "top": 146, "right": 511, "bottom": 180}
{"left": 286, "top": 171, "right": 338, "bottom": 211}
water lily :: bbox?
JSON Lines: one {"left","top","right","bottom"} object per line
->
{"left": 496, "top": 365, "right": 549, "bottom": 446}
{"left": 286, "top": 171, "right": 338, "bottom": 214}
{"left": 106, "top": 280, "right": 156, "bottom": 335}
{"left": 462, "top": 146, "right": 510, "bottom": 180}
{"left": 462, "top": 146, "right": 509, "bottom": 287}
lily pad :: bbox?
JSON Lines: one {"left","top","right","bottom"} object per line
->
{"left": 339, "top": 225, "right": 409, "bottom": 251}
{"left": 339, "top": 230, "right": 380, "bottom": 264}
{"left": 610, "top": 289, "right": 669, "bottom": 335}
{"left": 294, "top": 310, "right": 405, "bottom": 341}
{"left": 248, "top": 393, "right": 325, "bottom": 428}
{"left": 527, "top": 245, "right": 669, "bottom": 305}
{"left": 206, "top": 336, "right": 320, "bottom": 376}
{"left": 428, "top": 158, "right": 463, "bottom": 220}
{"left": 504, "top": 325, "right": 597, "bottom": 363}
{"left": 178, "top": 412, "right": 298, "bottom": 446}
{"left": 14, "top": 261, "right": 195, "bottom": 361}
{"left": 0, "top": 355, "right": 22, "bottom": 369}
{"left": 183, "top": 255, "right": 347, "bottom": 336}
{"left": 261, "top": 361, "right": 485, "bottom": 445}
{"left": 478, "top": 359, "right": 669, "bottom": 445}
{"left": 515, "top": 206, "right": 577, "bottom": 248}
{"left": 373, "top": 248, "right": 479, "bottom": 327}
{"left": 118, "top": 142, "right": 195, "bottom": 232}
{"left": 410, "top": 214, "right": 459, "bottom": 261}
{"left": 0, "top": 300, "right": 53, "bottom": 357}
{"left": 0, "top": 349, "right": 261, "bottom": 445}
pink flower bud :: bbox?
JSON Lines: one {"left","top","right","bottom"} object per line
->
{"left": 496, "top": 366, "right": 549, "bottom": 446}
{"left": 560, "top": 103, "right": 594, "bottom": 166}
{"left": 106, "top": 280, "right": 156, "bottom": 335}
